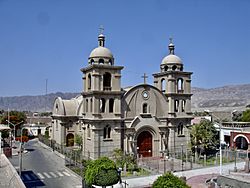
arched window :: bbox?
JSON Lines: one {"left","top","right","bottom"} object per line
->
{"left": 109, "top": 98, "right": 114, "bottom": 113}
{"left": 174, "top": 100, "right": 179, "bottom": 112}
{"left": 103, "top": 72, "right": 111, "bottom": 91}
{"left": 180, "top": 65, "right": 183, "bottom": 71}
{"left": 90, "top": 98, "right": 93, "bottom": 113}
{"left": 109, "top": 59, "right": 113, "bottom": 65}
{"left": 100, "top": 98, "right": 106, "bottom": 113}
{"left": 143, "top": 103, "right": 148, "bottom": 113}
{"left": 177, "top": 123, "right": 184, "bottom": 135}
{"left": 90, "top": 59, "right": 94, "bottom": 64}
{"left": 86, "top": 99, "right": 88, "bottom": 113}
{"left": 104, "top": 125, "right": 111, "bottom": 139}
{"left": 172, "top": 65, "right": 177, "bottom": 71}
{"left": 177, "top": 78, "right": 183, "bottom": 93}
{"left": 182, "top": 100, "right": 186, "bottom": 112}
{"left": 87, "top": 124, "right": 91, "bottom": 138}
{"left": 99, "top": 58, "right": 104, "bottom": 64}
{"left": 88, "top": 74, "right": 91, "bottom": 90}
{"left": 161, "top": 78, "right": 166, "bottom": 92}
{"left": 164, "top": 65, "right": 168, "bottom": 71}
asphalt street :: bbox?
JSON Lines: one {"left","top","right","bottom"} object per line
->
{"left": 9, "top": 139, "right": 82, "bottom": 188}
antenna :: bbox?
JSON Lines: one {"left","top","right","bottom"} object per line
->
{"left": 45, "top": 79, "right": 48, "bottom": 112}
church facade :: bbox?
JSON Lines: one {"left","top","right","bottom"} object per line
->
{"left": 51, "top": 33, "right": 193, "bottom": 159}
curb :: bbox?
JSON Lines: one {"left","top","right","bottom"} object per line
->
{"left": 37, "top": 140, "right": 83, "bottom": 181}
{"left": 37, "top": 140, "right": 65, "bottom": 159}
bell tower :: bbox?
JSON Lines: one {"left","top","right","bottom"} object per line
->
{"left": 153, "top": 38, "right": 193, "bottom": 153}
{"left": 80, "top": 30, "right": 124, "bottom": 159}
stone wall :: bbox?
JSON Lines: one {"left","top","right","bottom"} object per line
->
{"left": 0, "top": 154, "right": 26, "bottom": 188}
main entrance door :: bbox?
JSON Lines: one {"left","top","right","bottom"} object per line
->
{"left": 137, "top": 131, "right": 152, "bottom": 157}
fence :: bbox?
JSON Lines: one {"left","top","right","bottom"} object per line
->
{"left": 38, "top": 136, "right": 248, "bottom": 175}
{"left": 137, "top": 148, "right": 247, "bottom": 174}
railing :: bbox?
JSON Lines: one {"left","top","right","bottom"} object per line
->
{"left": 222, "top": 122, "right": 250, "bottom": 128}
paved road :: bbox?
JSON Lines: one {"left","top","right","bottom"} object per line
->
{"left": 9, "top": 139, "right": 82, "bottom": 188}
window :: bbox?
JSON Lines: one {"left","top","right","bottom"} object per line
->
{"left": 99, "top": 58, "right": 104, "bottom": 64}
{"left": 104, "top": 125, "right": 111, "bottom": 139}
{"left": 87, "top": 124, "right": 91, "bottom": 138}
{"left": 55, "top": 104, "right": 59, "bottom": 113}
{"left": 88, "top": 74, "right": 91, "bottom": 90}
{"left": 174, "top": 100, "right": 179, "bottom": 112}
{"left": 177, "top": 123, "right": 184, "bottom": 135}
{"left": 90, "top": 99, "right": 93, "bottom": 113}
{"left": 103, "top": 72, "right": 111, "bottom": 91}
{"left": 100, "top": 98, "right": 106, "bottom": 113}
{"left": 86, "top": 99, "right": 88, "bottom": 113}
{"left": 109, "top": 59, "right": 113, "bottom": 65}
{"left": 56, "top": 120, "right": 58, "bottom": 131}
{"left": 161, "top": 78, "right": 166, "bottom": 92}
{"left": 172, "top": 65, "right": 177, "bottom": 71}
{"left": 177, "top": 78, "right": 183, "bottom": 93}
{"left": 109, "top": 98, "right": 114, "bottom": 113}
{"left": 143, "top": 103, "right": 148, "bottom": 113}
{"left": 164, "top": 65, "right": 168, "bottom": 71}
{"left": 90, "top": 59, "right": 94, "bottom": 64}
{"left": 182, "top": 100, "right": 186, "bottom": 112}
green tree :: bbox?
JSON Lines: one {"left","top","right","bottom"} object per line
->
{"left": 0, "top": 111, "right": 26, "bottom": 136}
{"left": 85, "top": 157, "right": 119, "bottom": 187}
{"left": 112, "top": 148, "right": 137, "bottom": 171}
{"left": 75, "top": 134, "right": 83, "bottom": 149}
{"left": 152, "top": 172, "right": 190, "bottom": 188}
{"left": 190, "top": 119, "right": 218, "bottom": 156}
{"left": 241, "top": 109, "right": 250, "bottom": 122}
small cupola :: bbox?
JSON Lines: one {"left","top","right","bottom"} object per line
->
{"left": 88, "top": 27, "right": 114, "bottom": 65}
{"left": 160, "top": 38, "right": 183, "bottom": 72}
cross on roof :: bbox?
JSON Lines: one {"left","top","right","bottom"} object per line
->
{"left": 99, "top": 25, "right": 104, "bottom": 35}
{"left": 141, "top": 73, "right": 148, "bottom": 84}
{"left": 169, "top": 36, "right": 173, "bottom": 44}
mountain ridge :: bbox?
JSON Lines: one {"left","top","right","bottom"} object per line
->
{"left": 1, "top": 84, "right": 250, "bottom": 112}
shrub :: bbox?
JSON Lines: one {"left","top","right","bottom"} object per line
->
{"left": 152, "top": 172, "right": 190, "bottom": 188}
{"left": 85, "top": 157, "right": 119, "bottom": 187}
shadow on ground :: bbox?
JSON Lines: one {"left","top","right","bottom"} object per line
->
{"left": 21, "top": 170, "right": 45, "bottom": 188}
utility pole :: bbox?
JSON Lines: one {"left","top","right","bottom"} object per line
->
{"left": 45, "top": 79, "right": 48, "bottom": 112}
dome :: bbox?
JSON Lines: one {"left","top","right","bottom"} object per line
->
{"left": 89, "top": 46, "right": 113, "bottom": 59}
{"left": 161, "top": 54, "right": 182, "bottom": 65}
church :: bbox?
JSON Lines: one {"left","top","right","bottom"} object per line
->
{"left": 51, "top": 31, "right": 193, "bottom": 159}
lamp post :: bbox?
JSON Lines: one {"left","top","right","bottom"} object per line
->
{"left": 204, "top": 110, "right": 222, "bottom": 175}
{"left": 6, "top": 120, "right": 23, "bottom": 142}
{"left": 181, "top": 144, "right": 184, "bottom": 171}
{"left": 19, "top": 126, "right": 27, "bottom": 176}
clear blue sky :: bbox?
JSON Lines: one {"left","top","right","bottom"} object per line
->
{"left": 0, "top": 0, "right": 250, "bottom": 97}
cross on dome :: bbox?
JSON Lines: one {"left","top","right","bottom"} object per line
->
{"left": 99, "top": 25, "right": 104, "bottom": 35}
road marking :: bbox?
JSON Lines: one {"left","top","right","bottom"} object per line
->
{"left": 30, "top": 173, "right": 39, "bottom": 180}
{"left": 37, "top": 173, "right": 45, "bottom": 179}
{"left": 49, "top": 172, "right": 58, "bottom": 178}
{"left": 62, "top": 171, "right": 71, "bottom": 176}
{"left": 24, "top": 174, "right": 32, "bottom": 181}
{"left": 43, "top": 172, "right": 52, "bottom": 178}
{"left": 57, "top": 172, "right": 64, "bottom": 177}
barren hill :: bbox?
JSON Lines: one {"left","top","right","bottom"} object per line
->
{"left": 0, "top": 84, "right": 250, "bottom": 112}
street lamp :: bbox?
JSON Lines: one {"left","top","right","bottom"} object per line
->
{"left": 181, "top": 144, "right": 184, "bottom": 171}
{"left": 204, "top": 110, "right": 222, "bottom": 175}
{"left": 19, "top": 126, "right": 27, "bottom": 176}
{"left": 6, "top": 120, "right": 23, "bottom": 142}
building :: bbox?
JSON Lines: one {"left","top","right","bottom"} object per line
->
{"left": 51, "top": 32, "right": 193, "bottom": 159}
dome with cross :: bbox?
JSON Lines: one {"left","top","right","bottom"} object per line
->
{"left": 88, "top": 28, "right": 114, "bottom": 65}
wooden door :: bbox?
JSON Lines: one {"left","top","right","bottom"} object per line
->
{"left": 137, "top": 131, "right": 152, "bottom": 157}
